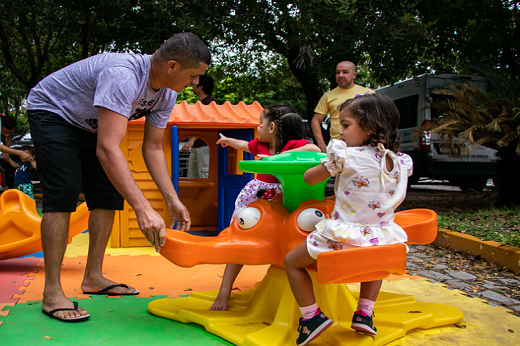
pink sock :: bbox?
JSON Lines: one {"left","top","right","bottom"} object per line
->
{"left": 357, "top": 298, "right": 375, "bottom": 316}
{"left": 300, "top": 303, "right": 319, "bottom": 320}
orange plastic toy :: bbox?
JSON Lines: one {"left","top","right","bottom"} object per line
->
{"left": 149, "top": 152, "right": 463, "bottom": 346}
{"left": 0, "top": 189, "right": 89, "bottom": 260}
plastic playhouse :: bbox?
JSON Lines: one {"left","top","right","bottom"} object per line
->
{"left": 148, "top": 152, "right": 464, "bottom": 346}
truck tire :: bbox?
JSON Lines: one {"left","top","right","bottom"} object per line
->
{"left": 453, "top": 178, "right": 489, "bottom": 192}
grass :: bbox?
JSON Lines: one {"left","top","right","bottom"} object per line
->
{"left": 437, "top": 205, "right": 520, "bottom": 247}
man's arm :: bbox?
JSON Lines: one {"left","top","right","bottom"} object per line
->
{"left": 96, "top": 107, "right": 178, "bottom": 252}
{"left": 142, "top": 120, "right": 191, "bottom": 230}
{"left": 310, "top": 112, "right": 327, "bottom": 152}
{"left": 0, "top": 145, "right": 30, "bottom": 161}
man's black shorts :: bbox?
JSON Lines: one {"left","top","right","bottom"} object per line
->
{"left": 28, "top": 110, "right": 124, "bottom": 212}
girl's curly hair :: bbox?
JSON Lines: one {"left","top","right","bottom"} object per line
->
{"left": 339, "top": 93, "right": 402, "bottom": 153}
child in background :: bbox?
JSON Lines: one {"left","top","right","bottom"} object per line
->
{"left": 211, "top": 105, "right": 320, "bottom": 311}
{"left": 5, "top": 144, "right": 37, "bottom": 200}
{"left": 284, "top": 93, "right": 413, "bottom": 345}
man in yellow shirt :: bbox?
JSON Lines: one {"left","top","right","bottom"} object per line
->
{"left": 311, "top": 61, "right": 373, "bottom": 152}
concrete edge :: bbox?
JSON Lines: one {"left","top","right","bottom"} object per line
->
{"left": 433, "top": 229, "right": 520, "bottom": 274}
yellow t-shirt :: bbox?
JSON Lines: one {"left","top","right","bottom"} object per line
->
{"left": 314, "top": 85, "right": 373, "bottom": 139}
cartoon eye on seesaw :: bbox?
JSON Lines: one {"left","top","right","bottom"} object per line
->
{"left": 297, "top": 208, "right": 326, "bottom": 232}
{"left": 232, "top": 207, "right": 261, "bottom": 229}
{"left": 232, "top": 207, "right": 326, "bottom": 232}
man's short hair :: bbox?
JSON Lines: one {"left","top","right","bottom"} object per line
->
{"left": 1, "top": 114, "right": 16, "bottom": 130}
{"left": 153, "top": 32, "right": 211, "bottom": 70}
{"left": 197, "top": 75, "right": 215, "bottom": 95}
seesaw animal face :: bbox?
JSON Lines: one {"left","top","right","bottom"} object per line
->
{"left": 160, "top": 199, "right": 336, "bottom": 268}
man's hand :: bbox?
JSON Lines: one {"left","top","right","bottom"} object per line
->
{"left": 136, "top": 208, "right": 168, "bottom": 253}
{"left": 19, "top": 152, "right": 31, "bottom": 161}
{"left": 167, "top": 198, "right": 191, "bottom": 232}
{"left": 181, "top": 137, "right": 196, "bottom": 153}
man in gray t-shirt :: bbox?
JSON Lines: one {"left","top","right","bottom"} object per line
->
{"left": 26, "top": 32, "right": 211, "bottom": 322}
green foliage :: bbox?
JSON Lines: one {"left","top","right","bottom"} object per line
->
{"left": 1, "top": 0, "right": 519, "bottom": 125}
{"left": 0, "top": 69, "right": 29, "bottom": 135}
{"left": 176, "top": 63, "right": 308, "bottom": 117}
{"left": 0, "top": 0, "right": 210, "bottom": 90}
{"left": 438, "top": 206, "right": 520, "bottom": 247}
{"left": 0, "top": 0, "right": 138, "bottom": 88}
{"left": 176, "top": 87, "right": 199, "bottom": 105}
{"left": 171, "top": 0, "right": 520, "bottom": 117}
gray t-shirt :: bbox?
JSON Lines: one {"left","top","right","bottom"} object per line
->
{"left": 27, "top": 53, "right": 177, "bottom": 132}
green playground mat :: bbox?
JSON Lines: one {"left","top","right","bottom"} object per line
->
{"left": 0, "top": 295, "right": 231, "bottom": 345}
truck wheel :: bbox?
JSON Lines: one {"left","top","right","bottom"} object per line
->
{"left": 454, "top": 178, "right": 489, "bottom": 192}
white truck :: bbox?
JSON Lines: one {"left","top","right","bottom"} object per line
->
{"left": 375, "top": 73, "right": 497, "bottom": 191}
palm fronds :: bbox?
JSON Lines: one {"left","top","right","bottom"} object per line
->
{"left": 430, "top": 79, "right": 520, "bottom": 158}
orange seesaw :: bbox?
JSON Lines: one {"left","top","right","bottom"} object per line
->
{"left": 0, "top": 189, "right": 90, "bottom": 260}
{"left": 148, "top": 153, "right": 462, "bottom": 346}
{"left": 149, "top": 152, "right": 463, "bottom": 346}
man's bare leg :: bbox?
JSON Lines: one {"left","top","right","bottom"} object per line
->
{"left": 41, "top": 212, "right": 88, "bottom": 319}
{"left": 80, "top": 209, "right": 137, "bottom": 294}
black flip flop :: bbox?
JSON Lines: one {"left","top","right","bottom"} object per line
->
{"left": 42, "top": 301, "right": 90, "bottom": 322}
{"left": 83, "top": 283, "right": 139, "bottom": 296}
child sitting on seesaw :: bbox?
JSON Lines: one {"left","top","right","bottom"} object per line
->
{"left": 284, "top": 93, "right": 413, "bottom": 345}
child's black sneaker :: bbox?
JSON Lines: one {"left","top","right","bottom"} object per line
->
{"left": 296, "top": 309, "right": 333, "bottom": 345}
{"left": 351, "top": 310, "right": 377, "bottom": 335}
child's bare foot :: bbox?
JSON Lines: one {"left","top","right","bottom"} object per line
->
{"left": 209, "top": 290, "right": 231, "bottom": 311}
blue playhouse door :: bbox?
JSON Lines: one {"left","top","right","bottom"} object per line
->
{"left": 218, "top": 129, "right": 254, "bottom": 232}
{"left": 170, "top": 126, "right": 180, "bottom": 192}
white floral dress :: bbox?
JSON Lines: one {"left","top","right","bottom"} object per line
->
{"left": 306, "top": 139, "right": 414, "bottom": 259}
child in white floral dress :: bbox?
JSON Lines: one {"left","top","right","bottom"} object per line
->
{"left": 285, "top": 93, "right": 413, "bottom": 345}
